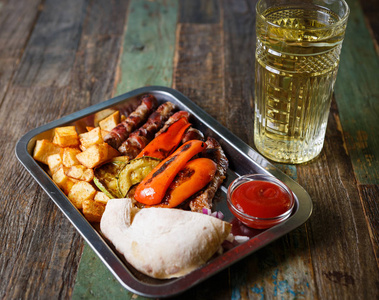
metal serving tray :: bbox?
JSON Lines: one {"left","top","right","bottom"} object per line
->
{"left": 16, "top": 86, "right": 313, "bottom": 298}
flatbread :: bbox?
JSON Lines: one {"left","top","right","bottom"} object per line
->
{"left": 100, "top": 198, "right": 232, "bottom": 279}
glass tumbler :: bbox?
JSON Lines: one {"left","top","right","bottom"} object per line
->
{"left": 254, "top": 0, "right": 349, "bottom": 164}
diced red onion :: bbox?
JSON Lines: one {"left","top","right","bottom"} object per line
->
{"left": 202, "top": 208, "right": 211, "bottom": 215}
{"left": 202, "top": 209, "right": 224, "bottom": 220}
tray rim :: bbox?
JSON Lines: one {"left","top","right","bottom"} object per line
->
{"left": 15, "top": 86, "right": 313, "bottom": 298}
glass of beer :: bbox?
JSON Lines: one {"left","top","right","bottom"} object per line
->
{"left": 254, "top": 0, "right": 349, "bottom": 164}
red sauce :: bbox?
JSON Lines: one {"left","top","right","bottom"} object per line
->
{"left": 231, "top": 180, "right": 292, "bottom": 219}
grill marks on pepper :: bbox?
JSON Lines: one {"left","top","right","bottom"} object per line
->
{"left": 145, "top": 143, "right": 193, "bottom": 184}
{"left": 161, "top": 167, "right": 195, "bottom": 205}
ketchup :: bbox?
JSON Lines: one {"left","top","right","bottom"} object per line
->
{"left": 231, "top": 180, "right": 292, "bottom": 219}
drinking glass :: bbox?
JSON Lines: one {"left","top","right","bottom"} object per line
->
{"left": 254, "top": 0, "right": 349, "bottom": 164}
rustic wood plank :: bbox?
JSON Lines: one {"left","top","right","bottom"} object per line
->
{"left": 171, "top": 4, "right": 233, "bottom": 300}
{"left": 220, "top": 1, "right": 316, "bottom": 298}
{"left": 334, "top": 0, "right": 379, "bottom": 185}
{"left": 0, "top": 0, "right": 42, "bottom": 100}
{"left": 0, "top": 1, "right": 88, "bottom": 298}
{"left": 359, "top": 0, "right": 379, "bottom": 53}
{"left": 173, "top": 23, "right": 225, "bottom": 125}
{"left": 228, "top": 226, "right": 315, "bottom": 299}
{"left": 0, "top": 89, "right": 84, "bottom": 299}
{"left": 179, "top": 0, "right": 220, "bottom": 24}
{"left": 358, "top": 184, "right": 379, "bottom": 265}
{"left": 0, "top": 0, "right": 129, "bottom": 299}
{"left": 114, "top": 0, "right": 178, "bottom": 96}
{"left": 72, "top": 1, "right": 179, "bottom": 298}
{"left": 222, "top": 0, "right": 256, "bottom": 146}
{"left": 13, "top": 0, "right": 86, "bottom": 88}
{"left": 296, "top": 99, "right": 379, "bottom": 299}
{"left": 1, "top": 0, "right": 376, "bottom": 299}
{"left": 72, "top": 242, "right": 137, "bottom": 298}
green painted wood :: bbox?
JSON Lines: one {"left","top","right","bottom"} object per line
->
{"left": 72, "top": 0, "right": 178, "bottom": 298}
{"left": 72, "top": 243, "right": 136, "bottom": 299}
{"left": 115, "top": 0, "right": 178, "bottom": 96}
{"left": 334, "top": 0, "right": 379, "bottom": 185}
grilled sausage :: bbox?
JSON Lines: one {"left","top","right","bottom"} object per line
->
{"left": 181, "top": 127, "right": 204, "bottom": 143}
{"left": 189, "top": 137, "right": 228, "bottom": 212}
{"left": 155, "top": 111, "right": 190, "bottom": 137}
{"left": 118, "top": 101, "right": 176, "bottom": 158}
{"left": 104, "top": 94, "right": 158, "bottom": 149}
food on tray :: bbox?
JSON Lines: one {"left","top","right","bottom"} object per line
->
{"left": 104, "top": 94, "right": 158, "bottom": 149}
{"left": 136, "top": 112, "right": 191, "bottom": 160}
{"left": 68, "top": 181, "right": 97, "bottom": 209}
{"left": 33, "top": 139, "right": 61, "bottom": 165}
{"left": 118, "top": 101, "right": 176, "bottom": 158}
{"left": 76, "top": 143, "right": 120, "bottom": 169}
{"left": 93, "top": 158, "right": 130, "bottom": 198}
{"left": 154, "top": 157, "right": 217, "bottom": 208}
{"left": 33, "top": 94, "right": 229, "bottom": 219}
{"left": 32, "top": 93, "right": 232, "bottom": 278}
{"left": 189, "top": 137, "right": 229, "bottom": 212}
{"left": 134, "top": 140, "right": 206, "bottom": 205}
{"left": 117, "top": 156, "right": 161, "bottom": 197}
{"left": 98, "top": 111, "right": 120, "bottom": 132}
{"left": 100, "top": 198, "right": 232, "bottom": 279}
{"left": 53, "top": 126, "right": 79, "bottom": 147}
{"left": 33, "top": 117, "right": 121, "bottom": 222}
{"left": 79, "top": 127, "right": 105, "bottom": 150}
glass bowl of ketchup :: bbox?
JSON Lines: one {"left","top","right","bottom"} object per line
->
{"left": 227, "top": 174, "right": 295, "bottom": 229}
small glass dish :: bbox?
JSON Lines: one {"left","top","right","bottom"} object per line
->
{"left": 227, "top": 174, "right": 295, "bottom": 229}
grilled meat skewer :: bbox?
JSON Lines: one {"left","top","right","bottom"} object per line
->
{"left": 118, "top": 101, "right": 176, "bottom": 159}
{"left": 104, "top": 94, "right": 158, "bottom": 149}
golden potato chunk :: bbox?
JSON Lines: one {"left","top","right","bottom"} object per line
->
{"left": 65, "top": 165, "right": 94, "bottom": 182}
{"left": 82, "top": 199, "right": 106, "bottom": 223}
{"left": 61, "top": 147, "right": 81, "bottom": 167}
{"left": 94, "top": 191, "right": 110, "bottom": 205}
{"left": 94, "top": 108, "right": 117, "bottom": 127}
{"left": 68, "top": 181, "right": 97, "bottom": 210}
{"left": 33, "top": 139, "right": 61, "bottom": 165}
{"left": 99, "top": 111, "right": 120, "bottom": 132}
{"left": 76, "top": 143, "right": 120, "bottom": 169}
{"left": 79, "top": 127, "right": 104, "bottom": 150}
{"left": 53, "top": 126, "right": 79, "bottom": 147}
{"left": 52, "top": 166, "right": 77, "bottom": 194}
{"left": 47, "top": 153, "right": 62, "bottom": 174}
{"left": 100, "top": 129, "right": 110, "bottom": 140}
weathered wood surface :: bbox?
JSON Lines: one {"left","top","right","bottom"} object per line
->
{"left": 0, "top": 0, "right": 378, "bottom": 299}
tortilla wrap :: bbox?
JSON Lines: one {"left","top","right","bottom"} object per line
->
{"left": 100, "top": 198, "right": 232, "bottom": 279}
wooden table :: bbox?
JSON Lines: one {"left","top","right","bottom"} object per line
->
{"left": 1, "top": 0, "right": 378, "bottom": 299}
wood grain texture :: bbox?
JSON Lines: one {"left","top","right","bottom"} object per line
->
{"left": 72, "top": 1, "right": 179, "bottom": 298}
{"left": 0, "top": 0, "right": 129, "bottom": 299}
{"left": 222, "top": 0, "right": 256, "bottom": 146}
{"left": 173, "top": 22, "right": 225, "bottom": 124}
{"left": 296, "top": 99, "right": 379, "bottom": 299}
{"left": 221, "top": 1, "right": 315, "bottom": 298}
{"left": 358, "top": 184, "right": 379, "bottom": 265}
{"left": 179, "top": 0, "right": 220, "bottom": 24}
{"left": 359, "top": 0, "right": 379, "bottom": 53}
{"left": 115, "top": 0, "right": 178, "bottom": 95}
{"left": 334, "top": 0, "right": 379, "bottom": 185}
{"left": 0, "top": 0, "right": 377, "bottom": 298}
{"left": 0, "top": 0, "right": 42, "bottom": 100}
{"left": 171, "top": 3, "right": 232, "bottom": 299}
